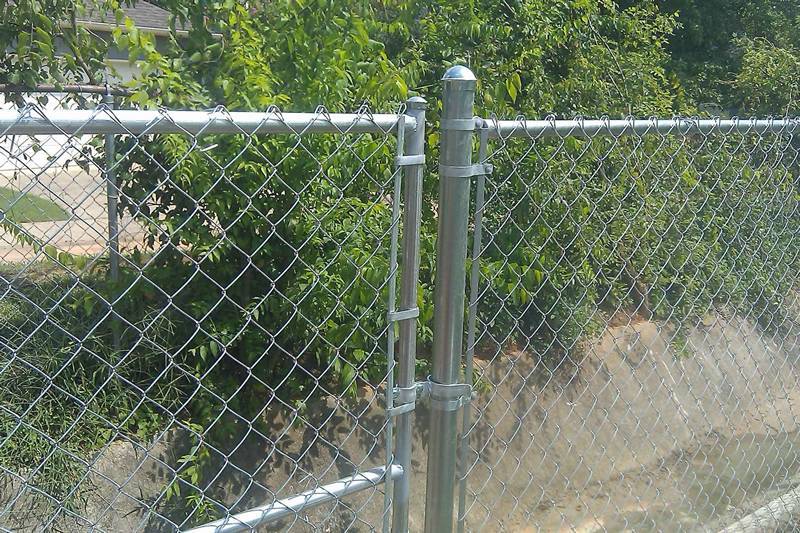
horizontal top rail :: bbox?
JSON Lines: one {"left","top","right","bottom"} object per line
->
{"left": 483, "top": 117, "right": 800, "bottom": 139}
{"left": 0, "top": 108, "right": 414, "bottom": 136}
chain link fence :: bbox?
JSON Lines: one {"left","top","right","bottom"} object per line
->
{"left": 0, "top": 91, "right": 136, "bottom": 263}
{"left": 0, "top": 101, "right": 422, "bottom": 531}
{"left": 458, "top": 116, "right": 800, "bottom": 531}
{"left": 2, "top": 66, "right": 800, "bottom": 532}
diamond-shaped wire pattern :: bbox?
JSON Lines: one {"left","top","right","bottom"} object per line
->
{"left": 0, "top": 94, "right": 132, "bottom": 262}
{"left": 6, "top": 97, "right": 800, "bottom": 532}
{"left": 0, "top": 102, "right": 409, "bottom": 531}
{"left": 458, "top": 116, "right": 800, "bottom": 531}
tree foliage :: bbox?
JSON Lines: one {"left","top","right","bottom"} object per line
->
{"left": 0, "top": 0, "right": 129, "bottom": 92}
{"left": 662, "top": 0, "right": 800, "bottom": 113}
{"left": 3, "top": 0, "right": 800, "bottom": 524}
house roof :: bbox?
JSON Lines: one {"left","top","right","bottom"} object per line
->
{"left": 76, "top": 1, "right": 188, "bottom": 35}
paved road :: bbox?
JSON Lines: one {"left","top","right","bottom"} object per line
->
{"left": 0, "top": 165, "right": 144, "bottom": 264}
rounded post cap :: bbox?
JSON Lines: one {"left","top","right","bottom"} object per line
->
{"left": 406, "top": 95, "right": 428, "bottom": 109}
{"left": 442, "top": 65, "right": 477, "bottom": 82}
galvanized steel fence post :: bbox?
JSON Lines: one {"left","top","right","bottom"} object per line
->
{"left": 423, "top": 65, "right": 477, "bottom": 533}
{"left": 392, "top": 96, "right": 427, "bottom": 533}
{"left": 457, "top": 116, "right": 490, "bottom": 533}
{"left": 103, "top": 92, "right": 121, "bottom": 352}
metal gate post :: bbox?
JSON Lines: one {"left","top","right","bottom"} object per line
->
{"left": 392, "top": 96, "right": 427, "bottom": 532}
{"left": 423, "top": 65, "right": 477, "bottom": 533}
{"left": 103, "top": 92, "right": 121, "bottom": 352}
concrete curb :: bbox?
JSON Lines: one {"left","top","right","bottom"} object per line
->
{"left": 719, "top": 485, "right": 800, "bottom": 532}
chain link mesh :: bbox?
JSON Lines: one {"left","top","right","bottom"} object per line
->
{"left": 0, "top": 93, "right": 134, "bottom": 262}
{"left": 458, "top": 116, "right": 800, "bottom": 531}
{"left": 5, "top": 95, "right": 800, "bottom": 533}
{"left": 0, "top": 102, "right": 409, "bottom": 531}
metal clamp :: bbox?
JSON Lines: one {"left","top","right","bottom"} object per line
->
{"left": 387, "top": 307, "right": 420, "bottom": 322}
{"left": 440, "top": 118, "right": 478, "bottom": 131}
{"left": 439, "top": 163, "right": 494, "bottom": 178}
{"left": 387, "top": 382, "right": 426, "bottom": 417}
{"left": 395, "top": 154, "right": 425, "bottom": 166}
{"left": 426, "top": 380, "right": 473, "bottom": 412}
{"left": 387, "top": 378, "right": 473, "bottom": 416}
{"left": 387, "top": 402, "right": 416, "bottom": 417}
{"left": 439, "top": 117, "right": 493, "bottom": 179}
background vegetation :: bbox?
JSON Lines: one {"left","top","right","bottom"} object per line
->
{"left": 2, "top": 0, "right": 800, "bottom": 525}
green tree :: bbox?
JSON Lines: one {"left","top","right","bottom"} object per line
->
{"left": 661, "top": 0, "right": 800, "bottom": 113}
{"left": 402, "top": 0, "right": 678, "bottom": 116}
{"left": 0, "top": 0, "right": 128, "bottom": 97}
{"left": 3, "top": 0, "right": 800, "bottom": 526}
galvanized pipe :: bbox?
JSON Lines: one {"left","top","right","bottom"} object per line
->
{"left": 0, "top": 109, "right": 417, "bottom": 136}
{"left": 424, "top": 65, "right": 476, "bottom": 533}
{"left": 382, "top": 113, "right": 405, "bottom": 533}
{"left": 103, "top": 94, "right": 121, "bottom": 353}
{"left": 486, "top": 117, "right": 800, "bottom": 139}
{"left": 0, "top": 83, "right": 133, "bottom": 97}
{"left": 456, "top": 119, "right": 490, "bottom": 533}
{"left": 184, "top": 465, "right": 403, "bottom": 533}
{"left": 391, "top": 96, "right": 427, "bottom": 533}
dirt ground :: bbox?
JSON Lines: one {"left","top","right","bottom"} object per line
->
{"left": 451, "top": 316, "right": 800, "bottom": 532}
{"left": 5, "top": 313, "right": 800, "bottom": 531}
{"left": 527, "top": 431, "right": 800, "bottom": 532}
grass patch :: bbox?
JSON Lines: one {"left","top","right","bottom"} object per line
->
{"left": 0, "top": 186, "right": 69, "bottom": 223}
